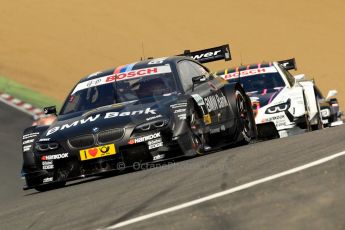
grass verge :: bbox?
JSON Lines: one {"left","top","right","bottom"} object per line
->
{"left": 0, "top": 76, "right": 61, "bottom": 110}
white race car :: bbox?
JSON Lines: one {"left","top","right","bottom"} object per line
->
{"left": 216, "top": 59, "right": 323, "bottom": 138}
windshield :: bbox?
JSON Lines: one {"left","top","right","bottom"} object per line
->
{"left": 60, "top": 65, "right": 177, "bottom": 115}
{"left": 227, "top": 67, "right": 286, "bottom": 93}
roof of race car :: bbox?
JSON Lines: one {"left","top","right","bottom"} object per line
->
{"left": 216, "top": 62, "right": 275, "bottom": 75}
{"left": 79, "top": 56, "right": 190, "bottom": 83}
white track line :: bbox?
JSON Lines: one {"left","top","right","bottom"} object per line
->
{"left": 103, "top": 150, "right": 345, "bottom": 230}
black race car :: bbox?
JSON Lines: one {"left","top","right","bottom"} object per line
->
{"left": 21, "top": 45, "right": 256, "bottom": 191}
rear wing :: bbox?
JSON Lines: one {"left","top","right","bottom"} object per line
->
{"left": 178, "top": 44, "right": 231, "bottom": 64}
{"left": 277, "top": 58, "right": 297, "bottom": 71}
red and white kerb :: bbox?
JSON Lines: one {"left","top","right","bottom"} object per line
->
{"left": 0, "top": 92, "right": 44, "bottom": 118}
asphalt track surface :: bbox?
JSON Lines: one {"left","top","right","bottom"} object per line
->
{"left": 0, "top": 101, "right": 345, "bottom": 230}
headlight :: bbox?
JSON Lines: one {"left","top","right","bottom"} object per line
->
{"left": 35, "top": 142, "right": 59, "bottom": 152}
{"left": 265, "top": 99, "right": 291, "bottom": 114}
{"left": 135, "top": 119, "right": 169, "bottom": 132}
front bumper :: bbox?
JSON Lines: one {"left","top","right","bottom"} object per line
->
{"left": 256, "top": 110, "right": 309, "bottom": 138}
{"left": 23, "top": 129, "right": 185, "bottom": 189}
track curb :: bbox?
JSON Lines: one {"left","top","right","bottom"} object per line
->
{"left": 0, "top": 92, "right": 44, "bottom": 118}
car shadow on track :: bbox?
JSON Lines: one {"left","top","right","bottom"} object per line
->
{"left": 24, "top": 141, "right": 258, "bottom": 195}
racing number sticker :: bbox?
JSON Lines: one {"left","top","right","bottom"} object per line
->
{"left": 79, "top": 144, "right": 116, "bottom": 161}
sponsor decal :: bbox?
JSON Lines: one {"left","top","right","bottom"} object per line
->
{"left": 148, "top": 57, "right": 168, "bottom": 65}
{"left": 146, "top": 115, "right": 163, "bottom": 121}
{"left": 41, "top": 153, "right": 69, "bottom": 161}
{"left": 275, "top": 121, "right": 288, "bottom": 128}
{"left": 46, "top": 108, "right": 157, "bottom": 136}
{"left": 266, "top": 115, "right": 285, "bottom": 122}
{"left": 177, "top": 114, "right": 186, "bottom": 120}
{"left": 170, "top": 103, "right": 187, "bottom": 109}
{"left": 43, "top": 177, "right": 53, "bottom": 183}
{"left": 205, "top": 96, "right": 217, "bottom": 112}
{"left": 22, "top": 132, "right": 39, "bottom": 140}
{"left": 203, "top": 114, "right": 211, "bottom": 125}
{"left": 23, "top": 139, "right": 34, "bottom": 145}
{"left": 79, "top": 144, "right": 116, "bottom": 161}
{"left": 204, "top": 94, "right": 228, "bottom": 112}
{"left": 174, "top": 108, "right": 186, "bottom": 114}
{"left": 153, "top": 154, "right": 165, "bottom": 161}
{"left": 72, "top": 65, "right": 172, "bottom": 94}
{"left": 114, "top": 62, "right": 137, "bottom": 74}
{"left": 110, "top": 66, "right": 171, "bottom": 81}
{"left": 191, "top": 50, "right": 222, "bottom": 61}
{"left": 262, "top": 115, "right": 288, "bottom": 128}
{"left": 221, "top": 66, "right": 278, "bottom": 79}
{"left": 148, "top": 138, "right": 163, "bottom": 150}
{"left": 23, "top": 145, "right": 31, "bottom": 152}
{"left": 204, "top": 96, "right": 218, "bottom": 112}
{"left": 129, "top": 132, "right": 161, "bottom": 144}
{"left": 39, "top": 138, "right": 51, "bottom": 142}
{"left": 191, "top": 94, "right": 205, "bottom": 106}
{"left": 46, "top": 115, "right": 100, "bottom": 136}
{"left": 105, "top": 108, "right": 156, "bottom": 119}
{"left": 42, "top": 161, "right": 54, "bottom": 170}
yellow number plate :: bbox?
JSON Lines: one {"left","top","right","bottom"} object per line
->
{"left": 79, "top": 144, "right": 116, "bottom": 161}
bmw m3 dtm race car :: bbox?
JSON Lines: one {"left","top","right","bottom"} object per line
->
{"left": 216, "top": 58, "right": 323, "bottom": 139}
{"left": 21, "top": 45, "right": 256, "bottom": 191}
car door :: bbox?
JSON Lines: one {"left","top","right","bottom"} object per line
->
{"left": 177, "top": 60, "right": 225, "bottom": 126}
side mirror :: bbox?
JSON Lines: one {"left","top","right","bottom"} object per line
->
{"left": 192, "top": 75, "right": 206, "bottom": 83}
{"left": 191, "top": 75, "right": 206, "bottom": 91}
{"left": 44, "top": 106, "right": 57, "bottom": 115}
{"left": 326, "top": 90, "right": 337, "bottom": 99}
{"left": 294, "top": 74, "right": 305, "bottom": 81}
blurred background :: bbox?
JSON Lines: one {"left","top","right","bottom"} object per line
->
{"left": 1, "top": 0, "right": 344, "bottom": 105}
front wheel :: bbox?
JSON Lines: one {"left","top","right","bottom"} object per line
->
{"left": 179, "top": 104, "right": 210, "bottom": 157}
{"left": 234, "top": 89, "right": 257, "bottom": 145}
{"left": 311, "top": 97, "right": 324, "bottom": 131}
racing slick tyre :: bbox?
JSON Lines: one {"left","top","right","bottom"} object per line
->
{"left": 179, "top": 103, "right": 211, "bottom": 157}
{"left": 256, "top": 123, "right": 279, "bottom": 140}
{"left": 311, "top": 114, "right": 323, "bottom": 131}
{"left": 227, "top": 86, "right": 257, "bottom": 145}
{"left": 311, "top": 97, "right": 324, "bottom": 131}
{"left": 299, "top": 91, "right": 312, "bottom": 131}
{"left": 34, "top": 181, "right": 66, "bottom": 192}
